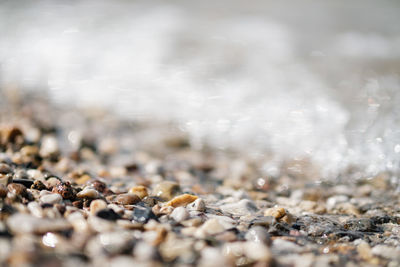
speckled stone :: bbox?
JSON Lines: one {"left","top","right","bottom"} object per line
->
{"left": 115, "top": 193, "right": 140, "bottom": 205}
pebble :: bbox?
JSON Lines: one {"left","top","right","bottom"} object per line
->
{"left": 115, "top": 193, "right": 140, "bottom": 205}
{"left": 152, "top": 181, "right": 180, "bottom": 201}
{"left": 0, "top": 184, "right": 7, "bottom": 198}
{"left": 133, "top": 206, "right": 157, "bottom": 223}
{"left": 0, "top": 174, "right": 11, "bottom": 186}
{"left": 220, "top": 199, "right": 258, "bottom": 216}
{"left": 40, "top": 193, "right": 63, "bottom": 204}
{"left": 7, "top": 183, "right": 27, "bottom": 196}
{"left": 77, "top": 188, "right": 100, "bottom": 199}
{"left": 90, "top": 199, "right": 108, "bottom": 215}
{"left": 271, "top": 239, "right": 303, "bottom": 254}
{"left": 165, "top": 194, "right": 198, "bottom": 207}
{"left": 96, "top": 208, "right": 122, "bottom": 221}
{"left": 98, "top": 231, "right": 135, "bottom": 255}
{"left": 195, "top": 218, "right": 226, "bottom": 238}
{"left": 39, "top": 135, "right": 59, "bottom": 157}
{"left": 128, "top": 185, "right": 148, "bottom": 199}
{"left": 371, "top": 245, "right": 400, "bottom": 260}
{"left": 264, "top": 207, "right": 286, "bottom": 219}
{"left": 7, "top": 213, "right": 71, "bottom": 234}
{"left": 245, "top": 226, "right": 271, "bottom": 244}
{"left": 0, "top": 163, "right": 11, "bottom": 174}
{"left": 52, "top": 181, "right": 75, "bottom": 199}
{"left": 31, "top": 180, "right": 47, "bottom": 191}
{"left": 187, "top": 198, "right": 206, "bottom": 212}
{"left": 170, "top": 206, "right": 189, "bottom": 222}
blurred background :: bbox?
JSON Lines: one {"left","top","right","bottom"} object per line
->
{"left": 0, "top": 0, "right": 399, "bottom": 179}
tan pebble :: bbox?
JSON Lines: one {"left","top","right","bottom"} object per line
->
{"left": 75, "top": 174, "right": 91, "bottom": 185}
{"left": 357, "top": 241, "right": 372, "bottom": 260}
{"left": 115, "top": 193, "right": 140, "bottom": 205}
{"left": 90, "top": 199, "right": 108, "bottom": 215}
{"left": 159, "top": 206, "right": 174, "bottom": 215}
{"left": 46, "top": 177, "right": 61, "bottom": 188}
{"left": 152, "top": 181, "right": 180, "bottom": 201}
{"left": 0, "top": 173, "right": 12, "bottom": 186}
{"left": 77, "top": 188, "right": 99, "bottom": 199}
{"left": 181, "top": 217, "right": 203, "bottom": 227}
{"left": 281, "top": 213, "right": 295, "bottom": 224}
{"left": 166, "top": 194, "right": 198, "bottom": 208}
{"left": 196, "top": 218, "right": 225, "bottom": 237}
{"left": 129, "top": 186, "right": 148, "bottom": 199}
{"left": 264, "top": 207, "right": 286, "bottom": 219}
{"left": 20, "top": 145, "right": 39, "bottom": 157}
{"left": 187, "top": 198, "right": 206, "bottom": 212}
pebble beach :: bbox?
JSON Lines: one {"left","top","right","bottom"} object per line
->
{"left": 0, "top": 91, "right": 399, "bottom": 267}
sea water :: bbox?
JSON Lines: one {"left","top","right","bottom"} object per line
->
{"left": 1, "top": 0, "right": 399, "bottom": 179}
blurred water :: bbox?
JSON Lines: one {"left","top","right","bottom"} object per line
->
{"left": 1, "top": 0, "right": 400, "bottom": 178}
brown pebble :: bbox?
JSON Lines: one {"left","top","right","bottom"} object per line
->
{"left": 264, "top": 207, "right": 286, "bottom": 220}
{"left": 7, "top": 183, "right": 27, "bottom": 196}
{"left": 165, "top": 194, "right": 198, "bottom": 208}
{"left": 115, "top": 193, "right": 140, "bottom": 205}
{"left": 0, "top": 163, "right": 12, "bottom": 174}
{"left": 52, "top": 181, "right": 75, "bottom": 200}
{"left": 89, "top": 180, "right": 107, "bottom": 192}
{"left": 72, "top": 200, "right": 83, "bottom": 209}
{"left": 0, "top": 184, "right": 8, "bottom": 198}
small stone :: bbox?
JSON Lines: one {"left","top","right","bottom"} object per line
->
{"left": 46, "top": 177, "right": 61, "bottom": 188}
{"left": 96, "top": 209, "right": 122, "bottom": 221}
{"left": 195, "top": 218, "right": 226, "bottom": 237}
{"left": 357, "top": 241, "right": 372, "bottom": 260}
{"left": 245, "top": 226, "right": 271, "bottom": 245}
{"left": 7, "top": 183, "right": 27, "bottom": 196}
{"left": 165, "top": 194, "right": 198, "bottom": 208}
{"left": 220, "top": 199, "right": 258, "bottom": 216}
{"left": 264, "top": 207, "right": 286, "bottom": 220}
{"left": 115, "top": 193, "right": 140, "bottom": 205}
{"left": 90, "top": 199, "right": 108, "bottom": 215}
{"left": 31, "top": 180, "right": 47, "bottom": 191}
{"left": 77, "top": 188, "right": 100, "bottom": 199}
{"left": 40, "top": 193, "right": 63, "bottom": 204}
{"left": 75, "top": 174, "right": 91, "bottom": 185}
{"left": 98, "top": 231, "right": 135, "bottom": 255}
{"left": 89, "top": 180, "right": 107, "bottom": 193}
{"left": 0, "top": 174, "right": 12, "bottom": 186}
{"left": 133, "top": 206, "right": 157, "bottom": 223}
{"left": 39, "top": 135, "right": 59, "bottom": 158}
{"left": 0, "top": 184, "right": 7, "bottom": 198}
{"left": 7, "top": 213, "right": 71, "bottom": 234}
{"left": 52, "top": 181, "right": 75, "bottom": 199}
{"left": 152, "top": 181, "right": 180, "bottom": 201}
{"left": 170, "top": 206, "right": 189, "bottom": 222}
{"left": 250, "top": 216, "right": 276, "bottom": 227}
{"left": 129, "top": 186, "right": 148, "bottom": 199}
{"left": 371, "top": 245, "right": 400, "bottom": 260}
{"left": 244, "top": 241, "right": 272, "bottom": 262}
{"left": 187, "top": 198, "right": 206, "bottom": 212}
{"left": 142, "top": 196, "right": 159, "bottom": 207}
{"left": 0, "top": 163, "right": 11, "bottom": 174}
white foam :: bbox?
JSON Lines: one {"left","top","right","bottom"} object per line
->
{"left": 1, "top": 0, "right": 400, "bottom": 178}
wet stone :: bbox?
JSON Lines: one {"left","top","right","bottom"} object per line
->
{"left": 245, "top": 226, "right": 271, "bottom": 245}
{"left": 170, "top": 206, "right": 189, "bottom": 222}
{"left": 115, "top": 193, "right": 140, "bottom": 205}
{"left": 133, "top": 205, "right": 157, "bottom": 223}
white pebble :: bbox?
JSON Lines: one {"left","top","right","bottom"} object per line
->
{"left": 170, "top": 207, "right": 189, "bottom": 222}
{"left": 40, "top": 193, "right": 63, "bottom": 204}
